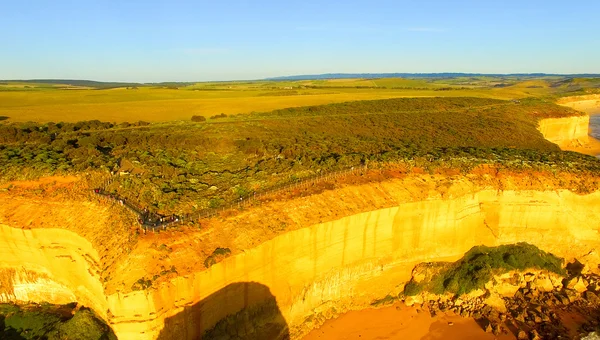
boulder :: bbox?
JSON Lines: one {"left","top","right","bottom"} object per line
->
{"left": 566, "top": 276, "right": 588, "bottom": 293}
{"left": 584, "top": 291, "right": 600, "bottom": 304}
{"left": 532, "top": 277, "right": 554, "bottom": 292}
{"left": 484, "top": 293, "right": 507, "bottom": 313}
{"left": 524, "top": 273, "right": 536, "bottom": 282}
{"left": 518, "top": 330, "right": 529, "bottom": 339}
{"left": 404, "top": 295, "right": 423, "bottom": 307}
{"left": 494, "top": 281, "right": 521, "bottom": 297}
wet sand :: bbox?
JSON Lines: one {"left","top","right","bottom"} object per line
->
{"left": 303, "top": 303, "right": 514, "bottom": 340}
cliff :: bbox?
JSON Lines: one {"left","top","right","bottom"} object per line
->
{"left": 538, "top": 115, "right": 589, "bottom": 147}
{"left": 1, "top": 114, "right": 600, "bottom": 339}
{"left": 0, "top": 224, "right": 107, "bottom": 318}
{"left": 106, "top": 187, "right": 600, "bottom": 339}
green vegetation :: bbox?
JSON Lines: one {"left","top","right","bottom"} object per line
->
{"left": 404, "top": 243, "right": 565, "bottom": 296}
{"left": 191, "top": 115, "right": 206, "bottom": 122}
{"left": 1, "top": 96, "right": 599, "bottom": 217}
{"left": 0, "top": 302, "right": 116, "bottom": 340}
{"left": 0, "top": 76, "right": 598, "bottom": 124}
{"left": 204, "top": 247, "right": 232, "bottom": 268}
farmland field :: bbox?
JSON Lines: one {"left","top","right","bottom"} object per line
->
{"left": 1, "top": 77, "right": 594, "bottom": 123}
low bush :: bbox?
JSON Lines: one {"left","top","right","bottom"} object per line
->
{"left": 404, "top": 243, "right": 565, "bottom": 296}
{"left": 204, "top": 247, "right": 232, "bottom": 268}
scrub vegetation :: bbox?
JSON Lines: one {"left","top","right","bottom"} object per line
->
{"left": 0, "top": 302, "right": 116, "bottom": 340}
{"left": 1, "top": 96, "right": 598, "bottom": 218}
{"left": 403, "top": 243, "right": 565, "bottom": 296}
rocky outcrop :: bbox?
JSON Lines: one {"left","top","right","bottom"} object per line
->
{"left": 405, "top": 270, "right": 600, "bottom": 339}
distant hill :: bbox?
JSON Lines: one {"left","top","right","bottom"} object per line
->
{"left": 266, "top": 73, "right": 600, "bottom": 81}
{"left": 0, "top": 79, "right": 203, "bottom": 89}
{"left": 0, "top": 79, "right": 143, "bottom": 89}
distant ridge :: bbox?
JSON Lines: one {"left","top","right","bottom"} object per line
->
{"left": 266, "top": 73, "right": 600, "bottom": 81}
{"left": 1, "top": 79, "right": 143, "bottom": 89}
{"left": 3, "top": 73, "right": 600, "bottom": 86}
{"left": 0, "top": 79, "right": 196, "bottom": 89}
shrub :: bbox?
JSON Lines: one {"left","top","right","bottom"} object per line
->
{"left": 210, "top": 113, "right": 227, "bottom": 119}
{"left": 404, "top": 243, "right": 565, "bottom": 296}
{"left": 191, "top": 115, "right": 206, "bottom": 122}
{"left": 403, "top": 281, "right": 423, "bottom": 296}
{"left": 204, "top": 247, "right": 232, "bottom": 268}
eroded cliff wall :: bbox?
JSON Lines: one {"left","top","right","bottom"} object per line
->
{"left": 107, "top": 189, "right": 600, "bottom": 339}
{"left": 538, "top": 115, "right": 590, "bottom": 147}
{"left": 0, "top": 224, "right": 107, "bottom": 318}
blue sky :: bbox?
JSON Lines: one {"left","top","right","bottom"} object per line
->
{"left": 1, "top": 0, "right": 599, "bottom": 82}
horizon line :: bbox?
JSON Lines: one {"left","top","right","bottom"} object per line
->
{"left": 3, "top": 72, "right": 600, "bottom": 84}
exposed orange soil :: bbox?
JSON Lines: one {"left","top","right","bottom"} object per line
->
{"left": 303, "top": 303, "right": 514, "bottom": 340}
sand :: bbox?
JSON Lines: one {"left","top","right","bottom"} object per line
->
{"left": 302, "top": 303, "right": 515, "bottom": 340}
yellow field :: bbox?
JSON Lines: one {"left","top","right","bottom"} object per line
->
{"left": 0, "top": 79, "right": 559, "bottom": 123}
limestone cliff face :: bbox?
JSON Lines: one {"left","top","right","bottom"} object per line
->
{"left": 0, "top": 224, "right": 107, "bottom": 319}
{"left": 538, "top": 115, "right": 589, "bottom": 147}
{"left": 107, "top": 189, "right": 600, "bottom": 339}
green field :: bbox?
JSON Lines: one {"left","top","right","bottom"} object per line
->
{"left": 1, "top": 77, "right": 597, "bottom": 123}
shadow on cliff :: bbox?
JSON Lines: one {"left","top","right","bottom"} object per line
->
{"left": 157, "top": 282, "right": 289, "bottom": 340}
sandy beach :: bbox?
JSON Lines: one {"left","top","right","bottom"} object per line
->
{"left": 303, "top": 303, "right": 514, "bottom": 340}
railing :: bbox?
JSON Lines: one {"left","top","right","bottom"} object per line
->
{"left": 182, "top": 164, "right": 368, "bottom": 221}
{"left": 93, "top": 164, "right": 368, "bottom": 231}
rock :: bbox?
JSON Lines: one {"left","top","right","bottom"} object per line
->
{"left": 550, "top": 275, "right": 564, "bottom": 288}
{"left": 518, "top": 330, "right": 529, "bottom": 340}
{"left": 413, "top": 272, "right": 426, "bottom": 283}
{"left": 532, "top": 277, "right": 554, "bottom": 292}
{"left": 448, "top": 322, "right": 454, "bottom": 326}
{"left": 534, "top": 316, "right": 542, "bottom": 323}
{"left": 467, "top": 289, "right": 486, "bottom": 298}
{"left": 492, "top": 324, "right": 502, "bottom": 335}
{"left": 584, "top": 291, "right": 600, "bottom": 304}
{"left": 494, "top": 281, "right": 521, "bottom": 297}
{"left": 483, "top": 320, "right": 493, "bottom": 333}
{"left": 524, "top": 273, "right": 536, "bottom": 282}
{"left": 453, "top": 298, "right": 464, "bottom": 306}
{"left": 566, "top": 276, "right": 588, "bottom": 293}
{"left": 531, "top": 330, "right": 542, "bottom": 340}
{"left": 557, "top": 293, "right": 570, "bottom": 305}
{"left": 484, "top": 293, "right": 507, "bottom": 313}
{"left": 404, "top": 295, "right": 423, "bottom": 307}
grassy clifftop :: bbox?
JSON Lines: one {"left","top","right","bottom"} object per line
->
{"left": 0, "top": 97, "right": 597, "bottom": 216}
